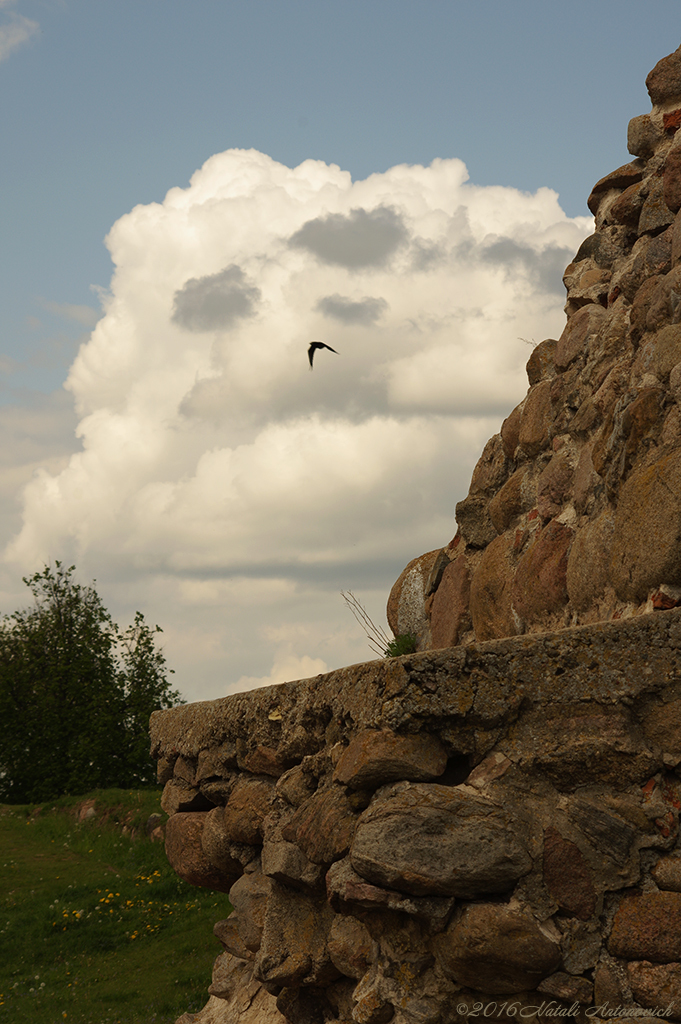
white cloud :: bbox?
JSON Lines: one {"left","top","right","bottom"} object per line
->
{"left": 0, "top": 3, "right": 38, "bottom": 64}
{"left": 4, "top": 148, "right": 591, "bottom": 699}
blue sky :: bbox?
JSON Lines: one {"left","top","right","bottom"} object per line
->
{"left": 0, "top": 1, "right": 677, "bottom": 699}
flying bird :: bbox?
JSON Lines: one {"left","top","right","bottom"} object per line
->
{"left": 308, "top": 341, "right": 339, "bottom": 369}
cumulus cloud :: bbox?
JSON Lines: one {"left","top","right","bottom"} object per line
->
{"left": 317, "top": 294, "right": 388, "bottom": 325}
{"left": 5, "top": 148, "right": 592, "bottom": 699}
{"left": 0, "top": 2, "right": 38, "bottom": 64}
{"left": 172, "top": 264, "right": 261, "bottom": 332}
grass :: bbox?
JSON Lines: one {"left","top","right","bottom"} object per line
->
{"left": 0, "top": 788, "right": 233, "bottom": 1024}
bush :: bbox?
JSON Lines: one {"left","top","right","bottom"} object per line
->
{"left": 0, "top": 563, "right": 183, "bottom": 802}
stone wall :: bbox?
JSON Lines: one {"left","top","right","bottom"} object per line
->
{"left": 153, "top": 609, "right": 681, "bottom": 1023}
{"left": 149, "top": 43, "right": 681, "bottom": 1024}
{"left": 388, "top": 44, "right": 681, "bottom": 653}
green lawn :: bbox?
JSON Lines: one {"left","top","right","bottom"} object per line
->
{"left": 0, "top": 789, "right": 232, "bottom": 1024}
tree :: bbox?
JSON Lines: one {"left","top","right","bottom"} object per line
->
{"left": 0, "top": 563, "right": 183, "bottom": 803}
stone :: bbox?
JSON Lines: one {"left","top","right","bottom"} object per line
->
{"left": 326, "top": 856, "right": 455, "bottom": 923}
{"left": 261, "top": 839, "right": 325, "bottom": 892}
{"left": 609, "top": 180, "right": 647, "bottom": 228}
{"left": 593, "top": 963, "right": 625, "bottom": 1008}
{"left": 610, "top": 450, "right": 681, "bottom": 602}
{"left": 666, "top": 150, "right": 681, "bottom": 214}
{"left": 489, "top": 467, "right": 527, "bottom": 534}
{"left": 526, "top": 339, "right": 557, "bottom": 386}
{"left": 512, "top": 520, "right": 573, "bottom": 624}
{"left": 652, "top": 324, "right": 681, "bottom": 378}
{"left": 433, "top": 903, "right": 561, "bottom": 995}
{"left": 518, "top": 379, "right": 552, "bottom": 456}
{"left": 501, "top": 402, "right": 523, "bottom": 458}
{"left": 469, "top": 531, "right": 519, "bottom": 641}
{"left": 454, "top": 493, "right": 497, "bottom": 549}
{"left": 327, "top": 914, "right": 373, "bottom": 980}
{"left": 469, "top": 434, "right": 510, "bottom": 495}
{"left": 568, "top": 798, "right": 637, "bottom": 865}
{"left": 628, "top": 114, "right": 665, "bottom": 159}
{"left": 229, "top": 868, "right": 272, "bottom": 952}
{"left": 537, "top": 452, "right": 574, "bottom": 521}
{"left": 542, "top": 827, "right": 597, "bottom": 921}
{"left": 555, "top": 304, "right": 608, "bottom": 371}
{"left": 282, "top": 786, "right": 357, "bottom": 865}
{"left": 201, "top": 806, "right": 248, "bottom": 876}
{"left": 213, "top": 917, "right": 255, "bottom": 961}
{"left": 647, "top": 45, "right": 681, "bottom": 106}
{"left": 254, "top": 880, "right": 338, "bottom": 988}
{"left": 221, "top": 777, "right": 274, "bottom": 845}
{"left": 536, "top": 972, "right": 594, "bottom": 1005}
{"left": 333, "top": 729, "right": 447, "bottom": 789}
{"left": 196, "top": 741, "right": 238, "bottom": 781}
{"left": 386, "top": 549, "right": 440, "bottom": 641}
{"left": 566, "top": 511, "right": 614, "bottom": 611}
{"left": 240, "top": 745, "right": 287, "bottom": 778}
{"left": 429, "top": 551, "right": 470, "bottom": 648}
{"left": 639, "top": 176, "right": 675, "bottom": 236}
{"left": 161, "top": 779, "right": 213, "bottom": 815}
{"left": 642, "top": 700, "right": 681, "bottom": 757}
{"left": 165, "top": 812, "right": 236, "bottom": 892}
{"left": 652, "top": 854, "right": 681, "bottom": 892}
{"left": 588, "top": 162, "right": 646, "bottom": 214}
{"left": 609, "top": 892, "right": 681, "bottom": 961}
{"left": 627, "top": 961, "right": 681, "bottom": 1020}
{"left": 275, "top": 764, "right": 317, "bottom": 808}
{"left": 350, "top": 781, "right": 531, "bottom": 898}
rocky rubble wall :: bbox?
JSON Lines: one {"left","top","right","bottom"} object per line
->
{"left": 388, "top": 44, "right": 681, "bottom": 652}
{"left": 153, "top": 609, "right": 681, "bottom": 1024}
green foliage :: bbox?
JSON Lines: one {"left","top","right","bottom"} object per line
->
{"left": 383, "top": 633, "right": 418, "bottom": 657}
{"left": 0, "top": 790, "right": 230, "bottom": 1023}
{"left": 0, "top": 564, "right": 183, "bottom": 803}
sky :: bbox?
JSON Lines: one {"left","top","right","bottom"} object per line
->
{"left": 0, "top": 0, "right": 678, "bottom": 702}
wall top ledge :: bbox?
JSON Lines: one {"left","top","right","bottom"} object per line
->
{"left": 151, "top": 608, "right": 681, "bottom": 764}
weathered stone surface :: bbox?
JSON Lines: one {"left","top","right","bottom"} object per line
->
{"left": 536, "top": 971, "right": 594, "bottom": 1004}
{"left": 261, "top": 839, "right": 324, "bottom": 892}
{"left": 511, "top": 704, "right": 659, "bottom": 790}
{"left": 386, "top": 549, "right": 440, "bottom": 641}
{"left": 201, "top": 806, "right": 248, "bottom": 876}
{"left": 588, "top": 161, "right": 645, "bottom": 214}
{"left": 455, "top": 493, "right": 497, "bottom": 549}
{"left": 501, "top": 402, "right": 523, "bottom": 458}
{"left": 469, "top": 531, "right": 519, "bottom": 641}
{"left": 220, "top": 777, "right": 274, "bottom": 845}
{"left": 161, "top": 779, "right": 213, "bottom": 815}
{"left": 518, "top": 379, "right": 552, "bottom": 456}
{"left": 512, "top": 520, "right": 573, "bottom": 624}
{"left": 594, "top": 963, "right": 626, "bottom": 1007}
{"left": 610, "top": 450, "right": 681, "bottom": 601}
{"left": 629, "top": 114, "right": 665, "bottom": 159}
{"left": 282, "top": 786, "right": 357, "bottom": 865}
{"left": 642, "top": 700, "right": 681, "bottom": 758}
{"left": 165, "top": 812, "right": 235, "bottom": 892}
{"left": 609, "top": 892, "right": 681, "bottom": 961}
{"left": 489, "top": 467, "right": 526, "bottom": 533}
{"left": 229, "top": 868, "right": 272, "bottom": 953}
{"left": 333, "top": 729, "right": 447, "bottom": 789}
{"left": 647, "top": 45, "right": 681, "bottom": 106}
{"left": 555, "top": 303, "right": 608, "bottom": 371}
{"left": 240, "top": 745, "right": 287, "bottom": 778}
{"left": 628, "top": 961, "right": 681, "bottom": 1020}
{"left": 254, "top": 880, "right": 338, "bottom": 988}
{"left": 327, "top": 914, "right": 373, "bottom": 980}
{"left": 542, "top": 827, "right": 597, "bottom": 920}
{"left": 537, "top": 453, "right": 574, "bottom": 521}
{"left": 274, "top": 764, "right": 317, "bottom": 808}
{"left": 566, "top": 511, "right": 614, "bottom": 611}
{"left": 665, "top": 150, "right": 681, "bottom": 214}
{"left": 526, "top": 339, "right": 557, "bottom": 386}
{"left": 433, "top": 903, "right": 561, "bottom": 995}
{"left": 429, "top": 551, "right": 470, "bottom": 648}
{"left": 326, "top": 856, "right": 455, "bottom": 922}
{"left": 652, "top": 854, "right": 681, "bottom": 892}
{"left": 213, "top": 915, "right": 254, "bottom": 961}
{"left": 200, "top": 953, "right": 287, "bottom": 1023}
{"left": 569, "top": 798, "right": 637, "bottom": 865}
{"left": 350, "top": 781, "right": 531, "bottom": 898}
{"left": 639, "top": 176, "right": 675, "bottom": 236}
